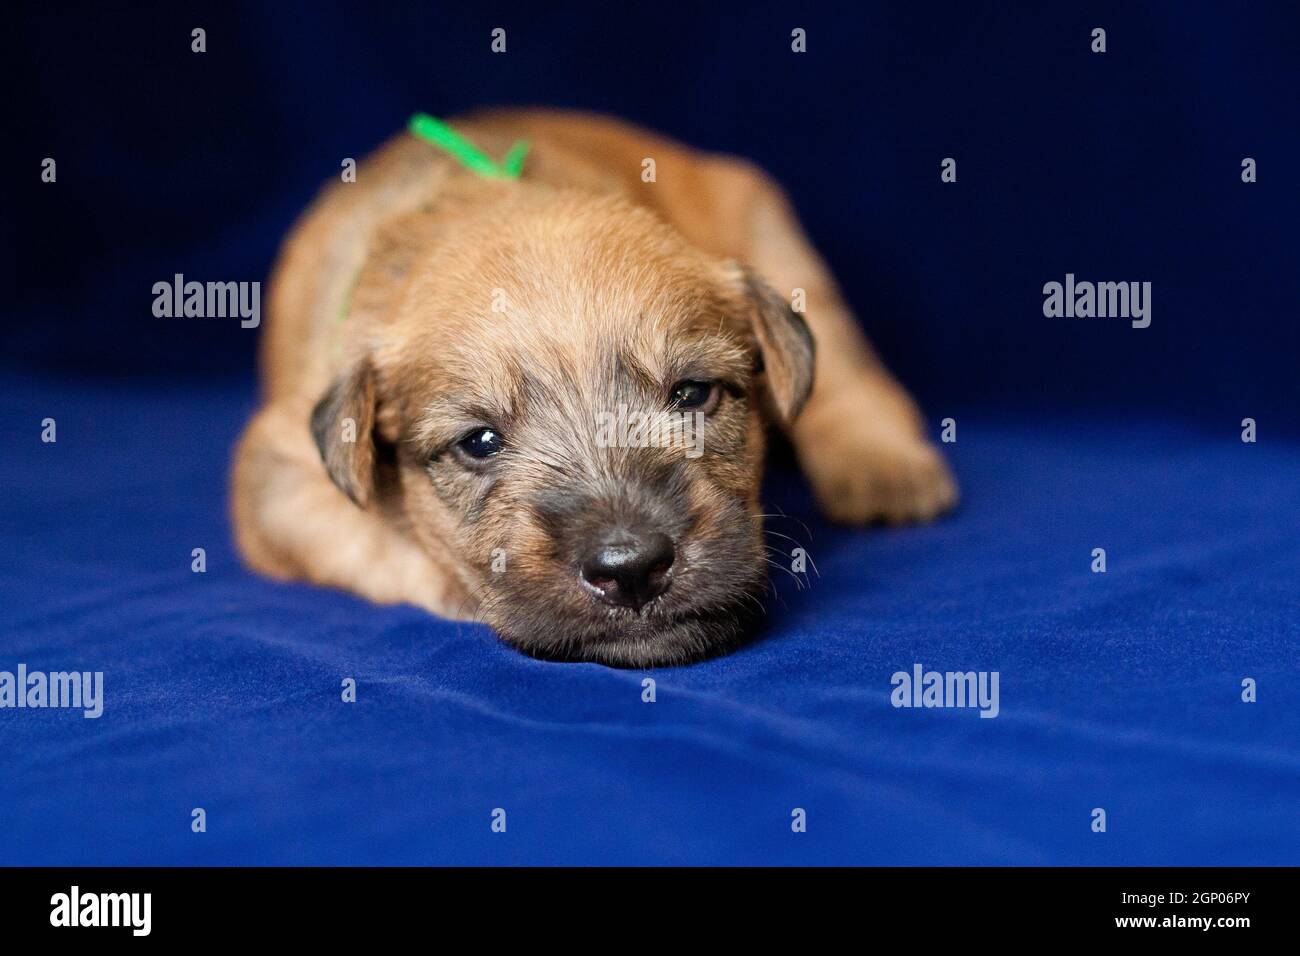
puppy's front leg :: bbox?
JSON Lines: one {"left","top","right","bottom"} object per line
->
{"left": 723, "top": 165, "right": 958, "bottom": 524}
{"left": 231, "top": 404, "right": 474, "bottom": 616}
{"left": 790, "top": 333, "right": 959, "bottom": 525}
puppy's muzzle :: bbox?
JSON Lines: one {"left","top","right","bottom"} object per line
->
{"left": 580, "top": 529, "right": 675, "bottom": 612}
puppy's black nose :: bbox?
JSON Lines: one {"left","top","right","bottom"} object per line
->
{"left": 581, "top": 531, "right": 675, "bottom": 611}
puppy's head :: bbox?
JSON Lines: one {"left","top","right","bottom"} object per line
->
{"left": 313, "top": 191, "right": 813, "bottom": 666}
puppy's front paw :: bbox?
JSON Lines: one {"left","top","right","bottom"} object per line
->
{"left": 798, "top": 421, "right": 958, "bottom": 526}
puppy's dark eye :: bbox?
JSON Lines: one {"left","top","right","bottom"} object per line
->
{"left": 457, "top": 427, "right": 503, "bottom": 459}
{"left": 669, "top": 380, "right": 720, "bottom": 414}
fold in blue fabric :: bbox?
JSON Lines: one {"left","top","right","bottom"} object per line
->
{"left": 1, "top": 374, "right": 1296, "bottom": 865}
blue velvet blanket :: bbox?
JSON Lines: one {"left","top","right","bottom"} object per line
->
{"left": 2, "top": 374, "right": 1296, "bottom": 865}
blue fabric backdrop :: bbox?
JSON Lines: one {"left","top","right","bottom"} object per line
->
{"left": 3, "top": 1, "right": 1297, "bottom": 864}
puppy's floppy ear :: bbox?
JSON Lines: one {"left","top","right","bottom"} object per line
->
{"left": 725, "top": 263, "right": 815, "bottom": 424}
{"left": 310, "top": 359, "right": 377, "bottom": 507}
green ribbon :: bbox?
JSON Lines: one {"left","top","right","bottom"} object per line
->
{"left": 408, "top": 112, "right": 529, "bottom": 179}
{"left": 336, "top": 115, "right": 528, "bottom": 334}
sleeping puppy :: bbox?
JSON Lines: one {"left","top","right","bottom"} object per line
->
{"left": 231, "top": 109, "right": 957, "bottom": 666}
